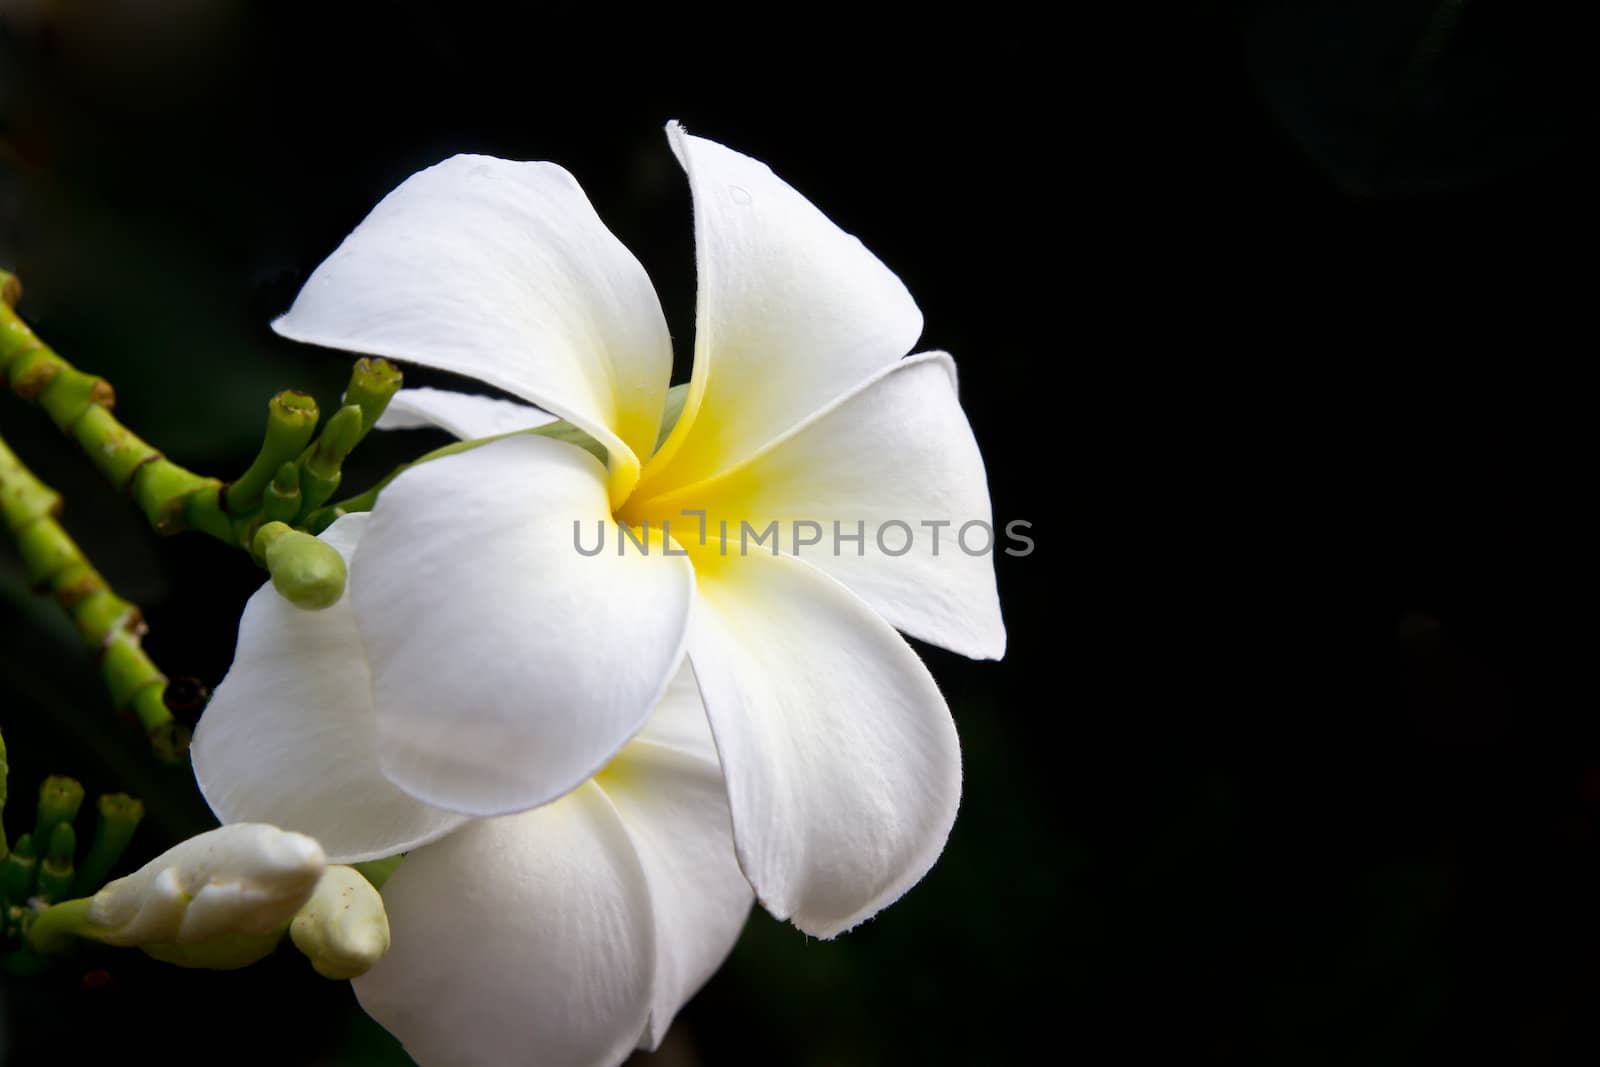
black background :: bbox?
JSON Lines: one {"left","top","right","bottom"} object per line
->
{"left": 0, "top": 2, "right": 1590, "bottom": 1064}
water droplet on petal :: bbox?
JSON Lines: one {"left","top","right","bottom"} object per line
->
{"left": 730, "top": 185, "right": 752, "bottom": 205}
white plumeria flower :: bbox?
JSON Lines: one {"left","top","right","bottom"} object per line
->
{"left": 195, "top": 515, "right": 754, "bottom": 1065}
{"left": 205, "top": 121, "right": 1003, "bottom": 936}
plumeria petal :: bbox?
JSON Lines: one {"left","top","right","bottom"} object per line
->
{"left": 597, "top": 668, "right": 753, "bottom": 1049}
{"left": 193, "top": 514, "right": 471, "bottom": 863}
{"left": 355, "top": 783, "right": 655, "bottom": 1067}
{"left": 630, "top": 352, "right": 1004, "bottom": 660}
{"left": 374, "top": 386, "right": 555, "bottom": 439}
{"left": 685, "top": 550, "right": 961, "bottom": 938}
{"left": 351, "top": 434, "right": 694, "bottom": 817}
{"left": 637, "top": 122, "right": 924, "bottom": 495}
{"left": 274, "top": 154, "right": 671, "bottom": 502}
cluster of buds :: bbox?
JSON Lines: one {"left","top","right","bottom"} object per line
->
{"left": 2, "top": 767, "right": 145, "bottom": 959}
{"left": 225, "top": 358, "right": 405, "bottom": 611}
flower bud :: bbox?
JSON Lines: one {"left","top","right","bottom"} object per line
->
{"left": 88, "top": 823, "right": 324, "bottom": 947}
{"left": 298, "top": 403, "right": 365, "bottom": 513}
{"left": 255, "top": 522, "right": 347, "bottom": 610}
{"left": 290, "top": 865, "right": 391, "bottom": 979}
{"left": 33, "top": 775, "right": 84, "bottom": 846}
{"left": 342, "top": 357, "right": 404, "bottom": 441}
{"left": 225, "top": 390, "right": 319, "bottom": 513}
{"left": 262, "top": 460, "right": 303, "bottom": 523}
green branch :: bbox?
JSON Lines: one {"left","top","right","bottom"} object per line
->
{"left": 0, "top": 433, "right": 189, "bottom": 762}
{"left": 0, "top": 270, "right": 403, "bottom": 609}
{"left": 1, "top": 272, "right": 232, "bottom": 541}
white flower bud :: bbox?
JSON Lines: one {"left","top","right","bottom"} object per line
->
{"left": 88, "top": 823, "right": 325, "bottom": 947}
{"left": 290, "top": 864, "right": 391, "bottom": 979}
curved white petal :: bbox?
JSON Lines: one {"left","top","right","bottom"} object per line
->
{"left": 355, "top": 783, "right": 655, "bottom": 1067}
{"left": 373, "top": 386, "right": 555, "bottom": 440}
{"left": 598, "top": 670, "right": 752, "bottom": 1049}
{"left": 685, "top": 551, "right": 961, "bottom": 938}
{"left": 274, "top": 154, "right": 671, "bottom": 502}
{"left": 351, "top": 434, "right": 694, "bottom": 817}
{"left": 637, "top": 122, "right": 924, "bottom": 496}
{"left": 192, "top": 514, "right": 471, "bottom": 863}
{"left": 631, "top": 353, "right": 1004, "bottom": 660}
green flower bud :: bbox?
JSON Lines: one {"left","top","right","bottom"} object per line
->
{"left": 33, "top": 775, "right": 84, "bottom": 846}
{"left": 342, "top": 357, "right": 404, "bottom": 441}
{"left": 226, "top": 390, "right": 320, "bottom": 513}
{"left": 298, "top": 403, "right": 365, "bottom": 515}
{"left": 254, "top": 521, "right": 347, "bottom": 610}
{"left": 261, "top": 460, "right": 303, "bottom": 523}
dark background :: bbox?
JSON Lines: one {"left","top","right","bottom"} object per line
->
{"left": 0, "top": 2, "right": 1589, "bottom": 1064}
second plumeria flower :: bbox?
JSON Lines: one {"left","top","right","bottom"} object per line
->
{"left": 207, "top": 121, "right": 1004, "bottom": 936}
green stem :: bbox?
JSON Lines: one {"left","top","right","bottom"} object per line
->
{"left": 0, "top": 272, "right": 231, "bottom": 542}
{"left": 0, "top": 432, "right": 188, "bottom": 762}
{"left": 23, "top": 895, "right": 90, "bottom": 955}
